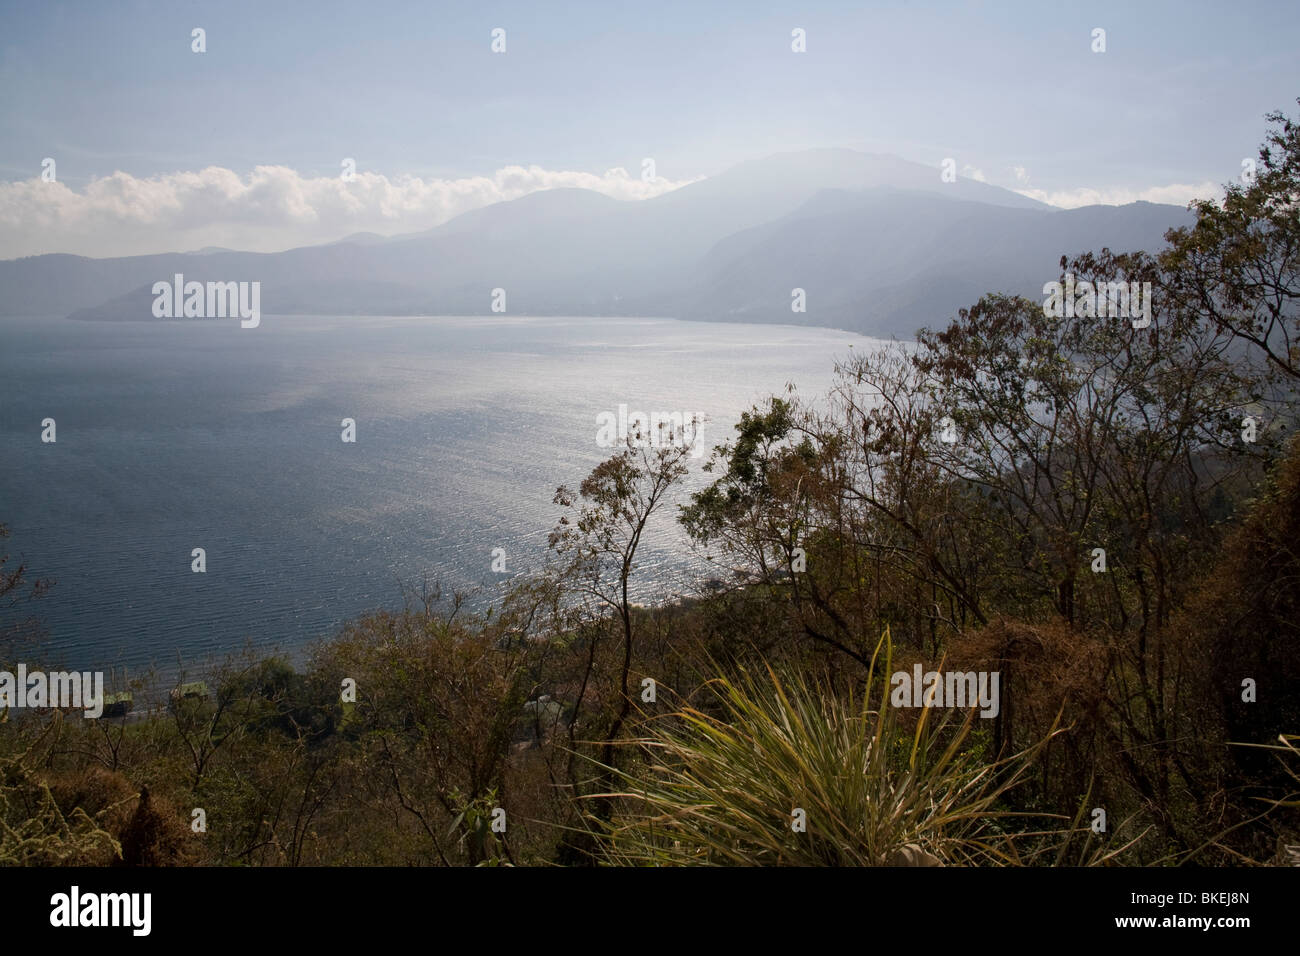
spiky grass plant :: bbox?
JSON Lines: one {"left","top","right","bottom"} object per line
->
{"left": 590, "top": 629, "right": 1066, "bottom": 866}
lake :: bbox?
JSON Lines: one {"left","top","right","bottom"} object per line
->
{"left": 0, "top": 313, "right": 868, "bottom": 674}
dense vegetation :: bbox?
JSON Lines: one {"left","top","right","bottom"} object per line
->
{"left": 3, "top": 105, "right": 1299, "bottom": 867}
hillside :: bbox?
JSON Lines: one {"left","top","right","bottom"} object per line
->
{"left": 2, "top": 149, "right": 1193, "bottom": 337}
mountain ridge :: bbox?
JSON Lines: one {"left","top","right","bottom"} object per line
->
{"left": 1, "top": 149, "right": 1193, "bottom": 337}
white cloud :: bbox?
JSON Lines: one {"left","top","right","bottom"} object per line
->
{"left": 1013, "top": 180, "right": 1223, "bottom": 210}
{"left": 0, "top": 164, "right": 699, "bottom": 259}
{"left": 1011, "top": 165, "right": 1029, "bottom": 184}
{"left": 961, "top": 164, "right": 987, "bottom": 183}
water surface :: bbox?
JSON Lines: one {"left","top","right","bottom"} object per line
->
{"left": 0, "top": 313, "right": 867, "bottom": 673}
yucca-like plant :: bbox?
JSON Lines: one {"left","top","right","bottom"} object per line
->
{"left": 1256, "top": 734, "right": 1300, "bottom": 808}
{"left": 590, "top": 629, "right": 1066, "bottom": 866}
{"left": 1145, "top": 733, "right": 1300, "bottom": 866}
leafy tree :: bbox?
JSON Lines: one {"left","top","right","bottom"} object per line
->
{"left": 549, "top": 427, "right": 695, "bottom": 768}
{"left": 1164, "top": 101, "right": 1300, "bottom": 385}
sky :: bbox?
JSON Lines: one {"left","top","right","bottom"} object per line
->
{"left": 1, "top": 0, "right": 1298, "bottom": 258}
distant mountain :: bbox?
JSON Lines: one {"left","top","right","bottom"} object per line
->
{"left": 654, "top": 189, "right": 1192, "bottom": 335}
{"left": 325, "top": 232, "right": 390, "bottom": 246}
{"left": 0, "top": 149, "right": 1194, "bottom": 337}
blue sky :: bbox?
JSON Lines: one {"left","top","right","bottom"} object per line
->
{"left": 2, "top": 0, "right": 1298, "bottom": 256}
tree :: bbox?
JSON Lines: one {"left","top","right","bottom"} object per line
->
{"left": 547, "top": 420, "right": 695, "bottom": 846}
{"left": 1163, "top": 101, "right": 1300, "bottom": 386}
{"left": 682, "top": 362, "right": 997, "bottom": 668}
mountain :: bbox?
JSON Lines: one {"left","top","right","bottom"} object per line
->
{"left": 655, "top": 189, "right": 1191, "bottom": 335}
{"left": 0, "top": 150, "right": 1194, "bottom": 337}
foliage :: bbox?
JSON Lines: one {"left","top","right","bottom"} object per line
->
{"left": 591, "top": 632, "right": 1069, "bottom": 866}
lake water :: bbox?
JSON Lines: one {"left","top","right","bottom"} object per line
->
{"left": 0, "top": 314, "right": 867, "bottom": 674}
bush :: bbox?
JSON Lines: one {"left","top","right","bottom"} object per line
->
{"left": 593, "top": 631, "right": 1066, "bottom": 866}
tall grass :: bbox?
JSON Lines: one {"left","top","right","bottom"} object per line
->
{"left": 590, "top": 629, "right": 1070, "bottom": 866}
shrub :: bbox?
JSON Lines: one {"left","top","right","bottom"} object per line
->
{"left": 592, "top": 630, "right": 1066, "bottom": 866}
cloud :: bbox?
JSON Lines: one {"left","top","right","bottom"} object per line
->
{"left": 1011, "top": 165, "right": 1029, "bottom": 184}
{"left": 961, "top": 164, "right": 987, "bottom": 183}
{"left": 0, "top": 164, "right": 699, "bottom": 259}
{"left": 1013, "top": 180, "right": 1223, "bottom": 209}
